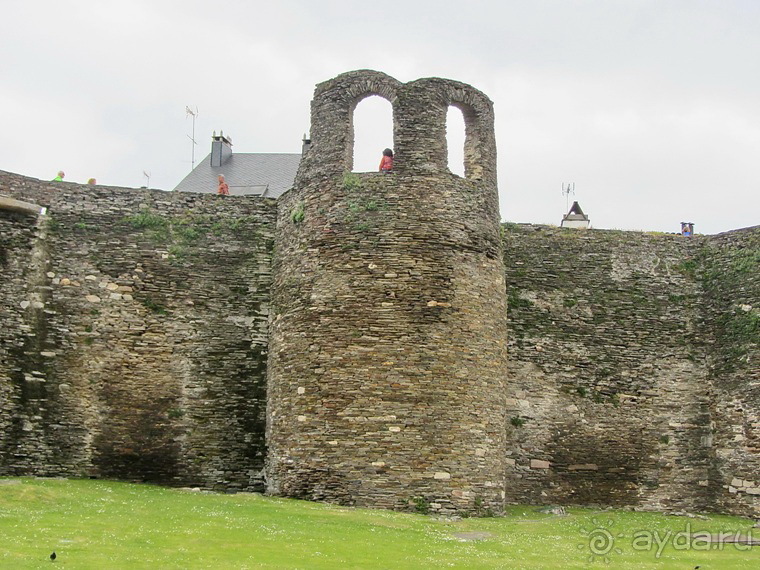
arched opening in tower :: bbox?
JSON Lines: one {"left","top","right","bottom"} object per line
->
{"left": 446, "top": 105, "right": 466, "bottom": 177}
{"left": 351, "top": 95, "right": 393, "bottom": 173}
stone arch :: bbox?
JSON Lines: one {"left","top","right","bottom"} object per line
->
{"left": 394, "top": 78, "right": 496, "bottom": 183}
{"left": 298, "top": 70, "right": 401, "bottom": 180}
{"left": 351, "top": 95, "right": 394, "bottom": 173}
{"left": 446, "top": 105, "right": 466, "bottom": 177}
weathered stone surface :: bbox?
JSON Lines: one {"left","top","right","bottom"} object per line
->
{"left": 265, "top": 70, "right": 508, "bottom": 515}
{"left": 1, "top": 172, "right": 276, "bottom": 492}
{"left": 0, "top": 195, "right": 43, "bottom": 215}
{"left": 0, "top": 70, "right": 757, "bottom": 519}
{"left": 503, "top": 223, "right": 758, "bottom": 517}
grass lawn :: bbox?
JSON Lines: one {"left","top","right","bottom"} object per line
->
{"left": 0, "top": 477, "right": 757, "bottom": 569}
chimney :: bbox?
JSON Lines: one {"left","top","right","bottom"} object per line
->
{"left": 211, "top": 131, "right": 233, "bottom": 167}
{"left": 301, "top": 133, "right": 312, "bottom": 156}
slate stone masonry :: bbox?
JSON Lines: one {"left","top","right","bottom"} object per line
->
{"left": 503, "top": 224, "right": 758, "bottom": 518}
{"left": 266, "top": 71, "right": 509, "bottom": 514}
{"left": 0, "top": 172, "right": 276, "bottom": 491}
{"left": 0, "top": 70, "right": 757, "bottom": 518}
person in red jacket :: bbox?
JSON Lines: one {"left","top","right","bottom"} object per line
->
{"left": 378, "top": 148, "right": 393, "bottom": 172}
{"left": 217, "top": 174, "right": 230, "bottom": 195}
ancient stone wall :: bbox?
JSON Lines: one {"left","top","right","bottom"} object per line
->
{"left": 0, "top": 170, "right": 276, "bottom": 491}
{"left": 0, "top": 203, "right": 47, "bottom": 472}
{"left": 266, "top": 71, "right": 509, "bottom": 515}
{"left": 0, "top": 70, "right": 757, "bottom": 519}
{"left": 503, "top": 223, "right": 758, "bottom": 517}
{"left": 698, "top": 227, "right": 760, "bottom": 517}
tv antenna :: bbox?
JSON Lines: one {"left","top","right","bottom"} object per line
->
{"left": 143, "top": 170, "right": 151, "bottom": 188}
{"left": 561, "top": 182, "right": 575, "bottom": 212}
{"left": 186, "top": 106, "right": 199, "bottom": 171}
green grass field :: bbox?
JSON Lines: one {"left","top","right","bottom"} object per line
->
{"left": 0, "top": 477, "right": 757, "bottom": 569}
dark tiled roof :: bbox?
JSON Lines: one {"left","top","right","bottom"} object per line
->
{"left": 567, "top": 201, "right": 586, "bottom": 216}
{"left": 173, "top": 153, "right": 301, "bottom": 198}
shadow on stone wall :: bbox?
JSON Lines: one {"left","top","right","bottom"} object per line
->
{"left": 1, "top": 170, "right": 276, "bottom": 491}
{"left": 503, "top": 223, "right": 759, "bottom": 517}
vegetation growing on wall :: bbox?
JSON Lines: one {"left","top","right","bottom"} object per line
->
{"left": 337, "top": 172, "right": 390, "bottom": 233}
{"left": 122, "top": 208, "right": 264, "bottom": 263}
{"left": 692, "top": 235, "right": 760, "bottom": 373}
{"left": 507, "top": 289, "right": 531, "bottom": 310}
{"left": 510, "top": 416, "right": 526, "bottom": 427}
{"left": 290, "top": 201, "right": 305, "bottom": 224}
{"left": 342, "top": 171, "right": 362, "bottom": 191}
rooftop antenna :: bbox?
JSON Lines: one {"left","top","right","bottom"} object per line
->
{"left": 561, "top": 182, "right": 575, "bottom": 213}
{"left": 143, "top": 170, "right": 151, "bottom": 188}
{"left": 186, "top": 106, "right": 199, "bottom": 171}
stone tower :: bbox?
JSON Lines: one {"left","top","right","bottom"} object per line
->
{"left": 265, "top": 70, "right": 508, "bottom": 514}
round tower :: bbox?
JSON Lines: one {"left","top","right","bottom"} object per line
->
{"left": 266, "top": 70, "right": 508, "bottom": 514}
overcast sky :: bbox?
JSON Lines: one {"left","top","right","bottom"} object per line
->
{"left": 2, "top": 0, "right": 758, "bottom": 234}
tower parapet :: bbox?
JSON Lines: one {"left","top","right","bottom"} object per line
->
{"left": 265, "top": 70, "right": 509, "bottom": 514}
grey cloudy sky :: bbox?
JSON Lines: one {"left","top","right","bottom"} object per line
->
{"left": 2, "top": 0, "right": 758, "bottom": 234}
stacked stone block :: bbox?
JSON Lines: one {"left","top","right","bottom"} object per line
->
{"left": 0, "top": 70, "right": 757, "bottom": 519}
{"left": 699, "top": 227, "right": 760, "bottom": 517}
{"left": 266, "top": 71, "right": 509, "bottom": 514}
{"left": 0, "top": 171, "right": 275, "bottom": 490}
{"left": 502, "top": 223, "right": 758, "bottom": 517}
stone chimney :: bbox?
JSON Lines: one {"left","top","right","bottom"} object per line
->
{"left": 210, "top": 131, "right": 233, "bottom": 167}
{"left": 301, "top": 134, "right": 312, "bottom": 156}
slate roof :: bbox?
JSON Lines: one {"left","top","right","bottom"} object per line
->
{"left": 173, "top": 152, "right": 301, "bottom": 198}
{"left": 567, "top": 201, "right": 586, "bottom": 217}
{"left": 561, "top": 200, "right": 591, "bottom": 228}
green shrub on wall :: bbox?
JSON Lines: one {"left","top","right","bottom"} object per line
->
{"left": 342, "top": 172, "right": 362, "bottom": 191}
{"left": 120, "top": 207, "right": 264, "bottom": 262}
{"left": 290, "top": 202, "right": 305, "bottom": 224}
{"left": 510, "top": 416, "right": 526, "bottom": 427}
{"left": 507, "top": 289, "right": 531, "bottom": 310}
{"left": 124, "top": 210, "right": 168, "bottom": 230}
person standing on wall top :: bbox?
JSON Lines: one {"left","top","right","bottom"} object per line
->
{"left": 217, "top": 174, "right": 230, "bottom": 195}
{"left": 379, "top": 148, "right": 393, "bottom": 172}
{"left": 53, "top": 171, "right": 65, "bottom": 181}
